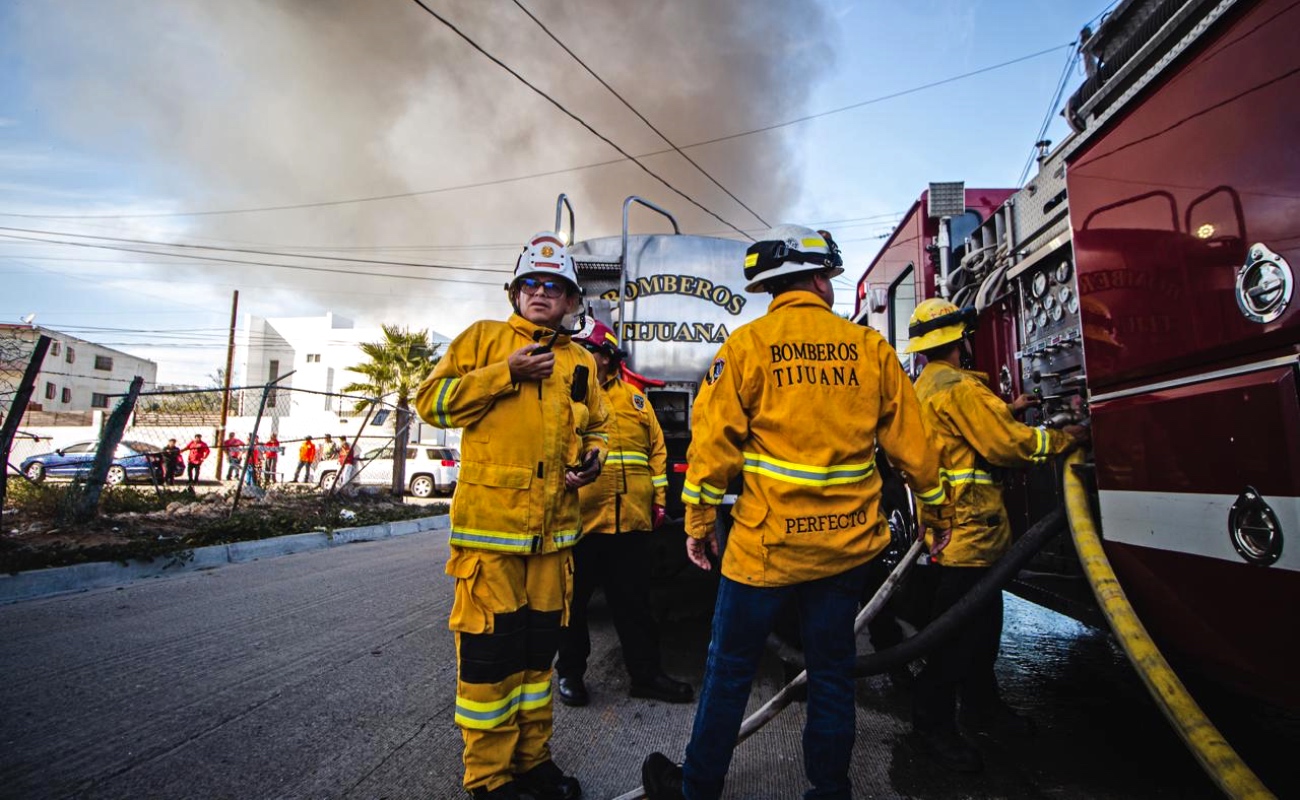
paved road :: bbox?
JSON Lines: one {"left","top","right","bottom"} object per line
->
{"left": 0, "top": 530, "right": 1293, "bottom": 799}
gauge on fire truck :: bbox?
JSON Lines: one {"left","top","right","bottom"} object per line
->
{"left": 1043, "top": 293, "right": 1057, "bottom": 310}
{"left": 1031, "top": 272, "right": 1049, "bottom": 298}
{"left": 1050, "top": 303, "right": 1065, "bottom": 322}
{"left": 1036, "top": 309, "right": 1049, "bottom": 328}
{"left": 1067, "top": 294, "right": 1080, "bottom": 314}
{"left": 1057, "top": 286, "right": 1073, "bottom": 305}
{"left": 1025, "top": 317, "right": 1036, "bottom": 334}
{"left": 1055, "top": 260, "right": 1073, "bottom": 284}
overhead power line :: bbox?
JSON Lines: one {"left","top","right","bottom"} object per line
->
{"left": 407, "top": 0, "right": 754, "bottom": 240}
{"left": 0, "top": 42, "right": 1072, "bottom": 222}
{"left": 511, "top": 0, "right": 768, "bottom": 228}
{"left": 0, "top": 225, "right": 510, "bottom": 274}
{"left": 0, "top": 232, "right": 502, "bottom": 287}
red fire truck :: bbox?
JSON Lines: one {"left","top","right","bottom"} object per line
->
{"left": 853, "top": 0, "right": 1299, "bottom": 711}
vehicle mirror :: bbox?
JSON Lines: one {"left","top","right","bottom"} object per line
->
{"left": 55, "top": 449, "right": 63, "bottom": 456}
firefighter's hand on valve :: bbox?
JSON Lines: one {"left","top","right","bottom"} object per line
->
{"left": 1063, "top": 423, "right": 1090, "bottom": 446}
{"left": 1009, "top": 393, "right": 1040, "bottom": 415}
{"left": 651, "top": 504, "right": 667, "bottom": 530}
{"left": 508, "top": 344, "right": 555, "bottom": 382}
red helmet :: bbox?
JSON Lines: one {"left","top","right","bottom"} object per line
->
{"left": 573, "top": 319, "right": 626, "bottom": 359}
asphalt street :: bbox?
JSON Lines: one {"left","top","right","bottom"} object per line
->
{"left": 0, "top": 529, "right": 1294, "bottom": 799}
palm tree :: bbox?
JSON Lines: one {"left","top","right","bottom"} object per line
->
{"left": 341, "top": 325, "right": 442, "bottom": 497}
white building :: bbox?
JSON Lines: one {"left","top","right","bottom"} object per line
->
{"left": 1, "top": 324, "right": 158, "bottom": 414}
{"left": 237, "top": 312, "right": 450, "bottom": 434}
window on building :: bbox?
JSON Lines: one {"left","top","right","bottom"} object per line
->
{"left": 306, "top": 354, "right": 321, "bottom": 363}
{"left": 61, "top": 387, "right": 71, "bottom": 403}
{"left": 45, "top": 382, "right": 56, "bottom": 400}
{"left": 51, "top": 342, "right": 61, "bottom": 356}
{"left": 94, "top": 355, "right": 113, "bottom": 371}
{"left": 92, "top": 393, "right": 110, "bottom": 409}
{"left": 66, "top": 347, "right": 76, "bottom": 364}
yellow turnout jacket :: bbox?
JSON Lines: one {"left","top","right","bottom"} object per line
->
{"left": 579, "top": 377, "right": 668, "bottom": 534}
{"left": 684, "top": 290, "right": 947, "bottom": 587}
{"left": 913, "top": 361, "right": 1075, "bottom": 566}
{"left": 414, "top": 314, "right": 609, "bottom": 554}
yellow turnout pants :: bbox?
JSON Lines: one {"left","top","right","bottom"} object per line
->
{"left": 447, "top": 547, "right": 573, "bottom": 792}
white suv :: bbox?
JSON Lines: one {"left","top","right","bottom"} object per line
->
{"left": 317, "top": 444, "right": 459, "bottom": 497}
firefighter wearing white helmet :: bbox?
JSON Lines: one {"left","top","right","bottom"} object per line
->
{"left": 415, "top": 229, "right": 608, "bottom": 800}
{"left": 903, "top": 296, "right": 1086, "bottom": 774}
{"left": 643, "top": 225, "right": 948, "bottom": 799}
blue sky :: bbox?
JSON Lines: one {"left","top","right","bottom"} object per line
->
{"left": 1, "top": 0, "right": 1112, "bottom": 384}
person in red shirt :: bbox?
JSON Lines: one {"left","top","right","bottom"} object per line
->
{"left": 337, "top": 435, "right": 359, "bottom": 494}
{"left": 182, "top": 434, "right": 210, "bottom": 485}
{"left": 222, "top": 434, "right": 245, "bottom": 481}
{"left": 263, "top": 434, "right": 281, "bottom": 484}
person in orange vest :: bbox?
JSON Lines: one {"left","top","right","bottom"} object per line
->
{"left": 294, "top": 436, "right": 318, "bottom": 483}
{"left": 555, "top": 320, "right": 692, "bottom": 708}
{"left": 182, "top": 434, "right": 210, "bottom": 485}
{"left": 414, "top": 231, "right": 608, "bottom": 800}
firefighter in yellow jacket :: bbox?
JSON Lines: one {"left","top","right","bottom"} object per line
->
{"left": 415, "top": 232, "right": 608, "bottom": 800}
{"left": 904, "top": 297, "right": 1087, "bottom": 774}
{"left": 642, "top": 226, "right": 948, "bottom": 800}
{"left": 554, "top": 320, "right": 693, "bottom": 709}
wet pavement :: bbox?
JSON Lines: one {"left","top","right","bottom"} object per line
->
{"left": 0, "top": 528, "right": 1294, "bottom": 799}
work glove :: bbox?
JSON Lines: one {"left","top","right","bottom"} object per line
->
{"left": 651, "top": 504, "right": 666, "bottom": 530}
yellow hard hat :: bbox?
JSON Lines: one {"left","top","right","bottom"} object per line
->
{"left": 904, "top": 298, "right": 974, "bottom": 353}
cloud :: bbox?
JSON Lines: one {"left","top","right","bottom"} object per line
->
{"left": 11, "top": 0, "right": 836, "bottom": 338}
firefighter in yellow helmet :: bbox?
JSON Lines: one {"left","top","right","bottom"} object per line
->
{"left": 642, "top": 225, "right": 948, "bottom": 800}
{"left": 554, "top": 320, "right": 693, "bottom": 708}
{"left": 903, "top": 297, "right": 1087, "bottom": 774}
{"left": 414, "top": 231, "right": 609, "bottom": 800}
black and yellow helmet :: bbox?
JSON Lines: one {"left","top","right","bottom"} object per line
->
{"left": 743, "top": 224, "right": 844, "bottom": 293}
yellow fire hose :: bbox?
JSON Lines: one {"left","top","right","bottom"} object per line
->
{"left": 1062, "top": 450, "right": 1274, "bottom": 799}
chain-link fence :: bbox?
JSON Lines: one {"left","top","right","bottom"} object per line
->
{"left": 5, "top": 379, "right": 460, "bottom": 513}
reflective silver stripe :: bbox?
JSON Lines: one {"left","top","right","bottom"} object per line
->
{"left": 682, "top": 479, "right": 724, "bottom": 505}
{"left": 915, "top": 484, "right": 945, "bottom": 505}
{"left": 652, "top": 475, "right": 668, "bottom": 487}
{"left": 607, "top": 451, "right": 649, "bottom": 465}
{"left": 742, "top": 452, "right": 875, "bottom": 487}
{"left": 449, "top": 528, "right": 535, "bottom": 552}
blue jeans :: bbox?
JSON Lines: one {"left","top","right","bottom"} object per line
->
{"left": 683, "top": 563, "right": 868, "bottom": 800}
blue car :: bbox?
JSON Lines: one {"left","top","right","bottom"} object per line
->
{"left": 20, "top": 440, "right": 158, "bottom": 485}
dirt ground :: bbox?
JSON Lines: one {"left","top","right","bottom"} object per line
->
{"left": 1, "top": 480, "right": 444, "bottom": 574}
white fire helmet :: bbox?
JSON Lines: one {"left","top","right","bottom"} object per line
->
{"left": 743, "top": 224, "right": 844, "bottom": 292}
{"left": 512, "top": 232, "right": 581, "bottom": 294}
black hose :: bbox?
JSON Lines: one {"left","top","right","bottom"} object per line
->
{"left": 851, "top": 506, "right": 1067, "bottom": 676}
{"left": 776, "top": 507, "right": 1067, "bottom": 675}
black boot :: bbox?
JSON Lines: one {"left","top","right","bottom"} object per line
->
{"left": 514, "top": 760, "right": 581, "bottom": 800}
{"left": 908, "top": 727, "right": 983, "bottom": 773}
{"left": 960, "top": 701, "right": 1036, "bottom": 737}
{"left": 629, "top": 674, "right": 693, "bottom": 704}
{"left": 641, "top": 752, "right": 685, "bottom": 800}
{"left": 557, "top": 675, "right": 589, "bottom": 707}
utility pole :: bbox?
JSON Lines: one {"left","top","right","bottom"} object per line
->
{"left": 215, "top": 290, "right": 239, "bottom": 479}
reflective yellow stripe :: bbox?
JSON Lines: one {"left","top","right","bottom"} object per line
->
{"left": 801, "top": 237, "right": 827, "bottom": 248}
{"left": 455, "top": 680, "right": 552, "bottom": 729}
{"left": 579, "top": 430, "right": 609, "bottom": 443}
{"left": 741, "top": 452, "right": 875, "bottom": 487}
{"left": 941, "top": 468, "right": 997, "bottom": 486}
{"left": 449, "top": 527, "right": 536, "bottom": 552}
{"left": 1031, "top": 428, "right": 1050, "bottom": 461}
{"left": 744, "top": 253, "right": 759, "bottom": 267}
{"left": 652, "top": 475, "right": 668, "bottom": 488}
{"left": 915, "top": 484, "right": 946, "bottom": 505}
{"left": 682, "top": 479, "right": 724, "bottom": 505}
{"left": 433, "top": 377, "right": 459, "bottom": 427}
{"left": 607, "top": 451, "right": 649, "bottom": 466}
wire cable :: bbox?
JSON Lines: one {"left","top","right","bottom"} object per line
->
{"left": 1016, "top": 43, "right": 1081, "bottom": 187}
{"left": 408, "top": 0, "right": 754, "bottom": 240}
{"left": 511, "top": 0, "right": 768, "bottom": 228}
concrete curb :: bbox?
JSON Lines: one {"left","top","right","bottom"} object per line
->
{"left": 0, "top": 513, "right": 450, "bottom": 605}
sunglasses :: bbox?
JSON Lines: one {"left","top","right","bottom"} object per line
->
{"left": 518, "top": 277, "right": 569, "bottom": 298}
